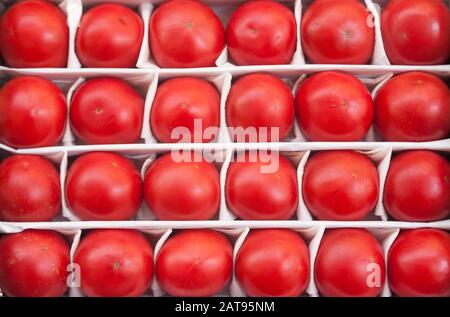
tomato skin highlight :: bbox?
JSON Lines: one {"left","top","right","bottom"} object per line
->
{"left": 74, "top": 229, "right": 154, "bottom": 297}
{"left": 149, "top": 0, "right": 225, "bottom": 68}
{"left": 383, "top": 151, "right": 449, "bottom": 222}
{"left": 143, "top": 152, "right": 220, "bottom": 220}
{"left": 75, "top": 4, "right": 144, "bottom": 68}
{"left": 0, "top": 0, "right": 69, "bottom": 68}
{"left": 156, "top": 230, "right": 233, "bottom": 297}
{"left": 65, "top": 152, "right": 142, "bottom": 221}
{"left": 374, "top": 72, "right": 450, "bottom": 142}
{"left": 226, "top": 73, "right": 295, "bottom": 142}
{"left": 315, "top": 229, "right": 385, "bottom": 297}
{"left": 0, "top": 155, "right": 61, "bottom": 222}
{"left": 70, "top": 77, "right": 145, "bottom": 145}
{"left": 388, "top": 229, "right": 450, "bottom": 297}
{"left": 226, "top": 0, "right": 296, "bottom": 65}
{"left": 301, "top": 0, "right": 375, "bottom": 64}
{"left": 0, "top": 230, "right": 70, "bottom": 297}
{"left": 225, "top": 152, "right": 298, "bottom": 220}
{"left": 381, "top": 0, "right": 450, "bottom": 65}
{"left": 302, "top": 151, "right": 379, "bottom": 221}
{"left": 235, "top": 229, "right": 310, "bottom": 297}
{"left": 295, "top": 71, "right": 373, "bottom": 141}
{"left": 150, "top": 77, "right": 220, "bottom": 143}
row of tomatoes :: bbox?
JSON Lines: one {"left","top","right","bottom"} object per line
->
{"left": 0, "top": 70, "right": 448, "bottom": 149}
{"left": 0, "top": 150, "right": 448, "bottom": 222}
{"left": 0, "top": 0, "right": 449, "bottom": 68}
{"left": 0, "top": 227, "right": 448, "bottom": 297}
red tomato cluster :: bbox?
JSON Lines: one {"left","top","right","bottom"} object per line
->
{"left": 1, "top": 0, "right": 448, "bottom": 68}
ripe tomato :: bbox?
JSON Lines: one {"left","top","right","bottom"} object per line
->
{"left": 226, "top": 0, "right": 296, "bottom": 65}
{"left": 235, "top": 229, "right": 309, "bottom": 297}
{"left": 303, "top": 151, "right": 379, "bottom": 221}
{"left": 74, "top": 229, "right": 153, "bottom": 297}
{"left": 144, "top": 152, "right": 220, "bottom": 220}
{"left": 150, "top": 77, "right": 220, "bottom": 143}
{"left": 65, "top": 152, "right": 142, "bottom": 221}
{"left": 0, "top": 0, "right": 68, "bottom": 68}
{"left": 388, "top": 229, "right": 450, "bottom": 297}
{"left": 0, "top": 76, "right": 67, "bottom": 148}
{"left": 383, "top": 151, "right": 449, "bottom": 222}
{"left": 75, "top": 4, "right": 144, "bottom": 68}
{"left": 315, "top": 229, "right": 385, "bottom": 297}
{"left": 301, "top": 0, "right": 374, "bottom": 64}
{"left": 375, "top": 72, "right": 450, "bottom": 142}
{"left": 295, "top": 71, "right": 373, "bottom": 141}
{"left": 70, "top": 77, "right": 144, "bottom": 144}
{"left": 381, "top": 0, "right": 450, "bottom": 65}
{"left": 0, "top": 155, "right": 61, "bottom": 222}
{"left": 0, "top": 230, "right": 69, "bottom": 297}
{"left": 226, "top": 73, "right": 295, "bottom": 142}
{"left": 156, "top": 230, "right": 232, "bottom": 297}
{"left": 149, "top": 0, "right": 225, "bottom": 68}
{"left": 225, "top": 152, "right": 298, "bottom": 220}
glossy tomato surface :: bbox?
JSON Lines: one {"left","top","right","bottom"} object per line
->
{"left": 388, "top": 229, "right": 450, "bottom": 297}
{"left": 225, "top": 152, "right": 298, "bottom": 220}
{"left": 303, "top": 151, "right": 379, "bottom": 221}
{"left": 381, "top": 0, "right": 450, "bottom": 65}
{"left": 301, "top": 0, "right": 374, "bottom": 64}
{"left": 0, "top": 155, "right": 61, "bottom": 222}
{"left": 70, "top": 77, "right": 144, "bottom": 144}
{"left": 0, "top": 0, "right": 68, "bottom": 68}
{"left": 315, "top": 229, "right": 385, "bottom": 297}
{"left": 149, "top": 0, "right": 225, "bottom": 68}
{"left": 75, "top": 4, "right": 144, "bottom": 68}
{"left": 0, "top": 230, "right": 69, "bottom": 297}
{"left": 295, "top": 71, "right": 373, "bottom": 141}
{"left": 226, "top": 73, "right": 295, "bottom": 142}
{"left": 226, "top": 0, "right": 296, "bottom": 65}
{"left": 0, "top": 76, "right": 67, "bottom": 148}
{"left": 65, "top": 152, "right": 142, "bottom": 221}
{"left": 375, "top": 72, "right": 450, "bottom": 142}
{"left": 74, "top": 229, "right": 154, "bottom": 297}
{"left": 156, "top": 230, "right": 233, "bottom": 297}
{"left": 144, "top": 152, "right": 220, "bottom": 220}
{"left": 383, "top": 151, "right": 449, "bottom": 222}
{"left": 150, "top": 77, "right": 220, "bottom": 143}
{"left": 235, "top": 229, "right": 309, "bottom": 297}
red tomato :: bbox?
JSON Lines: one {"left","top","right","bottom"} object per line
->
{"left": 381, "top": 0, "right": 450, "bottom": 65}
{"left": 70, "top": 77, "right": 144, "bottom": 144}
{"left": 295, "top": 71, "right": 373, "bottom": 141}
{"left": 388, "top": 229, "right": 450, "bottom": 297}
{"left": 0, "top": 230, "right": 69, "bottom": 297}
{"left": 235, "top": 229, "right": 309, "bottom": 297}
{"left": 144, "top": 152, "right": 220, "bottom": 220}
{"left": 150, "top": 77, "right": 220, "bottom": 143}
{"left": 225, "top": 152, "right": 298, "bottom": 220}
{"left": 375, "top": 72, "right": 450, "bottom": 142}
{"left": 226, "top": 0, "right": 296, "bottom": 65}
{"left": 75, "top": 4, "right": 144, "bottom": 68}
{"left": 303, "top": 151, "right": 379, "bottom": 221}
{"left": 156, "top": 230, "right": 232, "bottom": 297}
{"left": 301, "top": 0, "right": 374, "bottom": 64}
{"left": 149, "top": 0, "right": 225, "bottom": 68}
{"left": 315, "top": 229, "right": 385, "bottom": 297}
{"left": 0, "top": 155, "right": 61, "bottom": 222}
{"left": 65, "top": 152, "right": 142, "bottom": 221}
{"left": 74, "top": 229, "right": 153, "bottom": 297}
{"left": 226, "top": 73, "right": 295, "bottom": 142}
{"left": 0, "top": 76, "right": 67, "bottom": 148}
{"left": 0, "top": 0, "right": 68, "bottom": 68}
{"left": 383, "top": 151, "right": 449, "bottom": 222}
